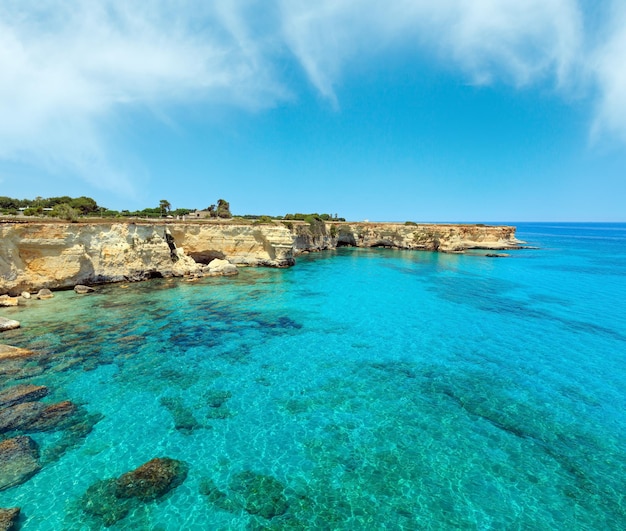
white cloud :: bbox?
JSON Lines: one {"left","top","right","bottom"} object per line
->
{"left": 0, "top": 1, "right": 624, "bottom": 197}
{"left": 0, "top": 0, "right": 286, "bottom": 195}
{"left": 590, "top": 2, "right": 626, "bottom": 143}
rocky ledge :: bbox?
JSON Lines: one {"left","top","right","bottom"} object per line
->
{"left": 0, "top": 220, "right": 522, "bottom": 294}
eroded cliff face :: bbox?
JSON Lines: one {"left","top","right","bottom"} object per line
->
{"left": 0, "top": 220, "right": 521, "bottom": 294}
{"left": 290, "top": 221, "right": 521, "bottom": 254}
{"left": 172, "top": 224, "right": 294, "bottom": 267}
{"left": 0, "top": 222, "right": 201, "bottom": 295}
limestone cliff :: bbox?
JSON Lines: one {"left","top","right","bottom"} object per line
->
{"left": 289, "top": 221, "right": 521, "bottom": 254}
{"left": 0, "top": 222, "right": 201, "bottom": 295}
{"left": 0, "top": 220, "right": 521, "bottom": 294}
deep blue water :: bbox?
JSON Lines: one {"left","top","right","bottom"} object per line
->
{"left": 0, "top": 222, "right": 625, "bottom": 529}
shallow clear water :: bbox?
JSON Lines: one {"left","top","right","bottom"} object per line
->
{"left": 1, "top": 222, "right": 625, "bottom": 529}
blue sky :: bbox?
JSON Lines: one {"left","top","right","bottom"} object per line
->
{"left": 1, "top": 1, "right": 625, "bottom": 221}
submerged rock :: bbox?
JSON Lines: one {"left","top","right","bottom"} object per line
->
{"left": 0, "top": 345, "right": 38, "bottom": 361}
{"left": 74, "top": 284, "right": 95, "bottom": 294}
{"left": 0, "top": 436, "right": 41, "bottom": 491}
{"left": 36, "top": 288, "right": 54, "bottom": 299}
{"left": 115, "top": 458, "right": 188, "bottom": 501}
{"left": 159, "top": 396, "right": 201, "bottom": 434}
{"left": 0, "top": 384, "right": 49, "bottom": 408}
{"left": 205, "top": 390, "right": 232, "bottom": 408}
{"left": 229, "top": 471, "right": 289, "bottom": 519}
{"left": 81, "top": 457, "right": 188, "bottom": 526}
{"left": 0, "top": 318, "right": 20, "bottom": 332}
{"left": 0, "top": 296, "right": 18, "bottom": 308}
{"left": 0, "top": 400, "right": 77, "bottom": 433}
{"left": 0, "top": 507, "right": 20, "bottom": 530}
{"left": 82, "top": 479, "right": 134, "bottom": 527}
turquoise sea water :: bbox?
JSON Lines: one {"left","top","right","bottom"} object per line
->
{"left": 1, "top": 222, "right": 625, "bottom": 529}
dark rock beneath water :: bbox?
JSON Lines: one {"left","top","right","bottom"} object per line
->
{"left": 0, "top": 400, "right": 77, "bottom": 433}
{"left": 199, "top": 478, "right": 233, "bottom": 511}
{"left": 205, "top": 390, "right": 232, "bottom": 408}
{"left": 42, "top": 411, "right": 104, "bottom": 466}
{"left": 0, "top": 384, "right": 48, "bottom": 408}
{"left": 0, "top": 436, "right": 40, "bottom": 491}
{"left": 115, "top": 457, "right": 188, "bottom": 501}
{"left": 81, "top": 478, "right": 133, "bottom": 527}
{"left": 229, "top": 471, "right": 289, "bottom": 519}
{"left": 0, "top": 507, "right": 20, "bottom": 530}
{"left": 485, "top": 253, "right": 510, "bottom": 258}
{"left": 159, "top": 396, "right": 201, "bottom": 434}
{"left": 81, "top": 457, "right": 188, "bottom": 526}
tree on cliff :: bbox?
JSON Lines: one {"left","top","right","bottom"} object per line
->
{"left": 159, "top": 199, "right": 171, "bottom": 216}
{"left": 70, "top": 196, "right": 99, "bottom": 215}
{"left": 216, "top": 199, "right": 232, "bottom": 218}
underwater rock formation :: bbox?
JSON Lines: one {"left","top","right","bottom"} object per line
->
{"left": 0, "top": 400, "right": 77, "bottom": 433}
{"left": 0, "top": 384, "right": 48, "bottom": 408}
{"left": 0, "top": 436, "right": 41, "bottom": 491}
{"left": 81, "top": 457, "right": 188, "bottom": 526}
{"left": 0, "top": 507, "right": 20, "bottom": 530}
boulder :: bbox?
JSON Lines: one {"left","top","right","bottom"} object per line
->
{"left": 0, "top": 384, "right": 49, "bottom": 408}
{"left": 0, "top": 436, "right": 41, "bottom": 491}
{"left": 0, "top": 507, "right": 20, "bottom": 530}
{"left": 36, "top": 289, "right": 54, "bottom": 300}
{"left": 74, "top": 285, "right": 95, "bottom": 294}
{"left": 0, "top": 296, "right": 18, "bottom": 308}
{"left": 21, "top": 291, "right": 31, "bottom": 299}
{"left": 204, "top": 259, "right": 238, "bottom": 277}
{"left": 115, "top": 457, "right": 188, "bottom": 500}
{"left": 0, "top": 318, "right": 20, "bottom": 332}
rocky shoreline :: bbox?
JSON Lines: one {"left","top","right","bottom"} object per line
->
{"left": 0, "top": 220, "right": 522, "bottom": 296}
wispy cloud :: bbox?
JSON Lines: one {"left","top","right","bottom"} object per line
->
{"left": 0, "top": 1, "right": 623, "bottom": 195}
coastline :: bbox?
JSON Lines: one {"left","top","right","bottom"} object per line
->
{"left": 0, "top": 219, "right": 522, "bottom": 295}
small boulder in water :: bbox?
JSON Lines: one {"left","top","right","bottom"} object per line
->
{"left": 0, "top": 318, "right": 20, "bottom": 332}
{"left": 204, "top": 259, "right": 238, "bottom": 276}
{"left": 21, "top": 291, "right": 31, "bottom": 299}
{"left": 74, "top": 285, "right": 95, "bottom": 294}
{"left": 0, "top": 296, "right": 18, "bottom": 307}
{"left": 36, "top": 289, "right": 54, "bottom": 300}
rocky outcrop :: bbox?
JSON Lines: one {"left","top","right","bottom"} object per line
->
{"left": 0, "top": 220, "right": 521, "bottom": 294}
{"left": 172, "top": 223, "right": 294, "bottom": 268}
{"left": 290, "top": 221, "right": 522, "bottom": 254}
{"left": 0, "top": 222, "right": 202, "bottom": 295}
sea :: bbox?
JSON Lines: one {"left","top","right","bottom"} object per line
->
{"left": 0, "top": 222, "right": 625, "bottom": 530}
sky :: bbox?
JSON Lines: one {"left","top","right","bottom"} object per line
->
{"left": 1, "top": 0, "right": 625, "bottom": 222}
